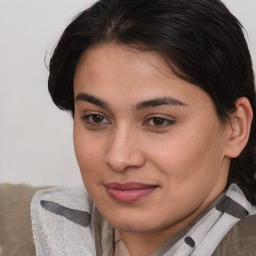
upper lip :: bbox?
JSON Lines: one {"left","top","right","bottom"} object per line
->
{"left": 105, "top": 182, "right": 159, "bottom": 190}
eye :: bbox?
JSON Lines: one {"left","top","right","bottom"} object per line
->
{"left": 81, "top": 114, "right": 110, "bottom": 125}
{"left": 144, "top": 116, "right": 175, "bottom": 128}
{"left": 90, "top": 114, "right": 105, "bottom": 123}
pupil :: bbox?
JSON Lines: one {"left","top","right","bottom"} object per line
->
{"left": 92, "top": 115, "right": 103, "bottom": 123}
{"left": 153, "top": 117, "right": 164, "bottom": 125}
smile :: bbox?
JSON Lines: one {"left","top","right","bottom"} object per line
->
{"left": 105, "top": 182, "right": 159, "bottom": 203}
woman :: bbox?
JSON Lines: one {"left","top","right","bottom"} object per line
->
{"left": 31, "top": 0, "right": 256, "bottom": 255}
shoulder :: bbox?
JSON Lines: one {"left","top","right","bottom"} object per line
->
{"left": 0, "top": 183, "right": 50, "bottom": 256}
{"left": 212, "top": 213, "right": 256, "bottom": 256}
{"left": 31, "top": 186, "right": 93, "bottom": 221}
{"left": 31, "top": 186, "right": 96, "bottom": 255}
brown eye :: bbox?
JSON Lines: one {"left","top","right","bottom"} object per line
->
{"left": 92, "top": 115, "right": 104, "bottom": 123}
{"left": 152, "top": 117, "right": 165, "bottom": 126}
{"left": 81, "top": 114, "right": 110, "bottom": 125}
{"left": 144, "top": 116, "right": 176, "bottom": 129}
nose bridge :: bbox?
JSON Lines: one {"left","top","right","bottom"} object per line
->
{"left": 105, "top": 124, "right": 144, "bottom": 172}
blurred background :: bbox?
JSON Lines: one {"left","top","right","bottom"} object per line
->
{"left": 0, "top": 0, "right": 255, "bottom": 186}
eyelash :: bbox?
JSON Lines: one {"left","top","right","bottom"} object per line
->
{"left": 143, "top": 117, "right": 176, "bottom": 128}
{"left": 81, "top": 113, "right": 176, "bottom": 131}
{"left": 80, "top": 114, "right": 110, "bottom": 126}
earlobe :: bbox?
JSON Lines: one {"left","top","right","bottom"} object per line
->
{"left": 225, "top": 97, "right": 253, "bottom": 158}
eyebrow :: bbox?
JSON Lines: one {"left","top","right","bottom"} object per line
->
{"left": 75, "top": 93, "right": 109, "bottom": 108}
{"left": 135, "top": 97, "right": 186, "bottom": 110}
{"left": 75, "top": 93, "right": 186, "bottom": 110}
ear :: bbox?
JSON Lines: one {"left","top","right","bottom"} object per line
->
{"left": 225, "top": 97, "right": 253, "bottom": 158}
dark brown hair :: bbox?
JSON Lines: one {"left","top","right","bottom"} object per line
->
{"left": 48, "top": 0, "right": 256, "bottom": 204}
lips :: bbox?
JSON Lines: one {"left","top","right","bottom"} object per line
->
{"left": 105, "top": 182, "right": 158, "bottom": 203}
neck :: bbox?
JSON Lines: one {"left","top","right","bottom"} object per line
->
{"left": 119, "top": 190, "right": 224, "bottom": 256}
{"left": 120, "top": 227, "right": 182, "bottom": 256}
{"left": 120, "top": 211, "right": 200, "bottom": 256}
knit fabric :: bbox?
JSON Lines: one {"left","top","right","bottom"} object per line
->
{"left": 31, "top": 184, "right": 256, "bottom": 256}
{"left": 31, "top": 186, "right": 95, "bottom": 256}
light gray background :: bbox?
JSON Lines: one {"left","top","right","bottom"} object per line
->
{"left": 1, "top": 0, "right": 255, "bottom": 186}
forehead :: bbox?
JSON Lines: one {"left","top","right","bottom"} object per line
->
{"left": 73, "top": 43, "right": 215, "bottom": 113}
{"left": 76, "top": 43, "right": 171, "bottom": 79}
{"left": 75, "top": 43, "right": 180, "bottom": 94}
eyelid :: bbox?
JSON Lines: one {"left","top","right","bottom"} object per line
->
{"left": 80, "top": 113, "right": 111, "bottom": 125}
{"left": 143, "top": 116, "right": 176, "bottom": 128}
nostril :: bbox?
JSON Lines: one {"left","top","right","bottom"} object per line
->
{"left": 106, "top": 154, "right": 131, "bottom": 172}
{"left": 105, "top": 148, "right": 146, "bottom": 172}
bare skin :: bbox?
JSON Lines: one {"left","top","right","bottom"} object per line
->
{"left": 73, "top": 43, "right": 252, "bottom": 255}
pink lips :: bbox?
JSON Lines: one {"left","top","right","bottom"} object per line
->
{"left": 105, "top": 182, "right": 158, "bottom": 203}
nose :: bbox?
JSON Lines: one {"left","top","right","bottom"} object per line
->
{"left": 105, "top": 127, "right": 146, "bottom": 172}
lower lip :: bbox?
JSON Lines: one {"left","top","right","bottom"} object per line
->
{"left": 106, "top": 187, "right": 157, "bottom": 203}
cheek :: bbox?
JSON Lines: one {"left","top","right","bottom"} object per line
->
{"left": 73, "top": 134, "right": 104, "bottom": 202}
{"left": 148, "top": 126, "right": 224, "bottom": 185}
{"left": 73, "top": 126, "right": 102, "bottom": 179}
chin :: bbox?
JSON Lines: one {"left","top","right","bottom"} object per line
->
{"left": 105, "top": 211, "right": 158, "bottom": 233}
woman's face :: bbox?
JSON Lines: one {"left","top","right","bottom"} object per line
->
{"left": 73, "top": 43, "right": 231, "bottom": 236}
